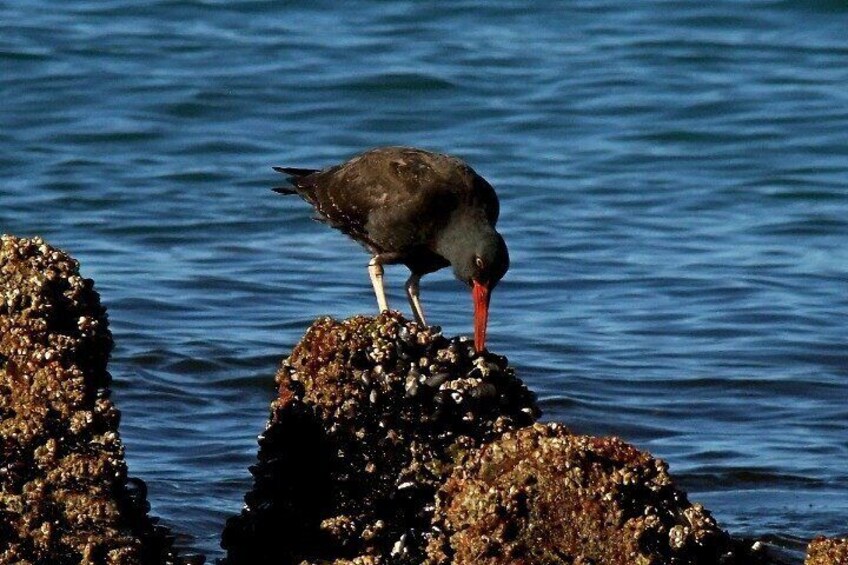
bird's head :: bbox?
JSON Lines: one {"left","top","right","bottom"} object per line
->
{"left": 451, "top": 231, "right": 509, "bottom": 353}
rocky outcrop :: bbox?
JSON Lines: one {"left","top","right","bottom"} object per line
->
{"left": 221, "top": 312, "right": 539, "bottom": 564}
{"left": 0, "top": 235, "right": 175, "bottom": 564}
{"left": 222, "top": 312, "right": 781, "bottom": 565}
{"left": 426, "top": 423, "right": 769, "bottom": 565}
{"left": 805, "top": 536, "right": 848, "bottom": 565}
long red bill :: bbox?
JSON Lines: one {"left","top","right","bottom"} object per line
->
{"left": 473, "top": 280, "right": 491, "bottom": 353}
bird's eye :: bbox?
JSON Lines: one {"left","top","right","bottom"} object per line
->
{"left": 475, "top": 256, "right": 485, "bottom": 270}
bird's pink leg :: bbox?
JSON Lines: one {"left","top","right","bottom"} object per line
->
{"left": 368, "top": 256, "right": 389, "bottom": 312}
{"left": 405, "top": 273, "right": 427, "bottom": 326}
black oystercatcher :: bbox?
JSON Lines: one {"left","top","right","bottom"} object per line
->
{"left": 272, "top": 146, "right": 509, "bottom": 352}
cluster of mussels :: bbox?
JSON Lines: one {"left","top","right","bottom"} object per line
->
{"left": 222, "top": 312, "right": 540, "bottom": 564}
{"left": 0, "top": 235, "right": 176, "bottom": 565}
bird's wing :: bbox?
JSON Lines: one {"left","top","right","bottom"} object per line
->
{"left": 305, "top": 150, "right": 463, "bottom": 250}
{"left": 393, "top": 148, "right": 500, "bottom": 227}
{"left": 293, "top": 163, "right": 378, "bottom": 245}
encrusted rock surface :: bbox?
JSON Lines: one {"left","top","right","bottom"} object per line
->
{"left": 0, "top": 235, "right": 175, "bottom": 564}
{"left": 805, "top": 536, "right": 848, "bottom": 565}
{"left": 221, "top": 312, "right": 540, "bottom": 564}
{"left": 425, "top": 423, "right": 770, "bottom": 565}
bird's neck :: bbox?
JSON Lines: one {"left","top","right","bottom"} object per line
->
{"left": 435, "top": 213, "right": 494, "bottom": 266}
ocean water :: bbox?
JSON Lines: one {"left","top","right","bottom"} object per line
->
{"left": 2, "top": 1, "right": 847, "bottom": 561}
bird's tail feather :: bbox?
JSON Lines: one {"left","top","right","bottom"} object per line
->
{"left": 271, "top": 166, "right": 320, "bottom": 195}
{"left": 273, "top": 166, "right": 320, "bottom": 177}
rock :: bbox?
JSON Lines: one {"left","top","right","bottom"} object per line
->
{"left": 425, "top": 423, "right": 772, "bottom": 565}
{"left": 221, "top": 312, "right": 540, "bottom": 564}
{"left": 806, "top": 536, "right": 848, "bottom": 564}
{"left": 0, "top": 235, "right": 176, "bottom": 564}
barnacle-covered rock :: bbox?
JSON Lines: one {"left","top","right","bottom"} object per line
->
{"left": 806, "top": 536, "right": 848, "bottom": 565}
{"left": 0, "top": 235, "right": 175, "bottom": 564}
{"left": 425, "top": 423, "right": 771, "bottom": 565}
{"left": 222, "top": 312, "right": 539, "bottom": 564}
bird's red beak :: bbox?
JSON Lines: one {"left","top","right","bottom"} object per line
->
{"left": 473, "top": 280, "right": 491, "bottom": 353}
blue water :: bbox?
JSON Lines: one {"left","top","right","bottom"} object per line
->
{"left": 2, "top": 1, "right": 847, "bottom": 561}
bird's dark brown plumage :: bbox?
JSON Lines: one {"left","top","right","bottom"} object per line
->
{"left": 275, "top": 147, "right": 499, "bottom": 274}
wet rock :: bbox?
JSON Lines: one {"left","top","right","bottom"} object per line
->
{"left": 0, "top": 235, "right": 176, "bottom": 564}
{"left": 425, "top": 423, "right": 772, "bottom": 565}
{"left": 222, "top": 312, "right": 539, "bottom": 564}
{"left": 805, "top": 536, "right": 848, "bottom": 564}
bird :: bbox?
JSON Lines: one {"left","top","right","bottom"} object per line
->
{"left": 272, "top": 146, "right": 509, "bottom": 353}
